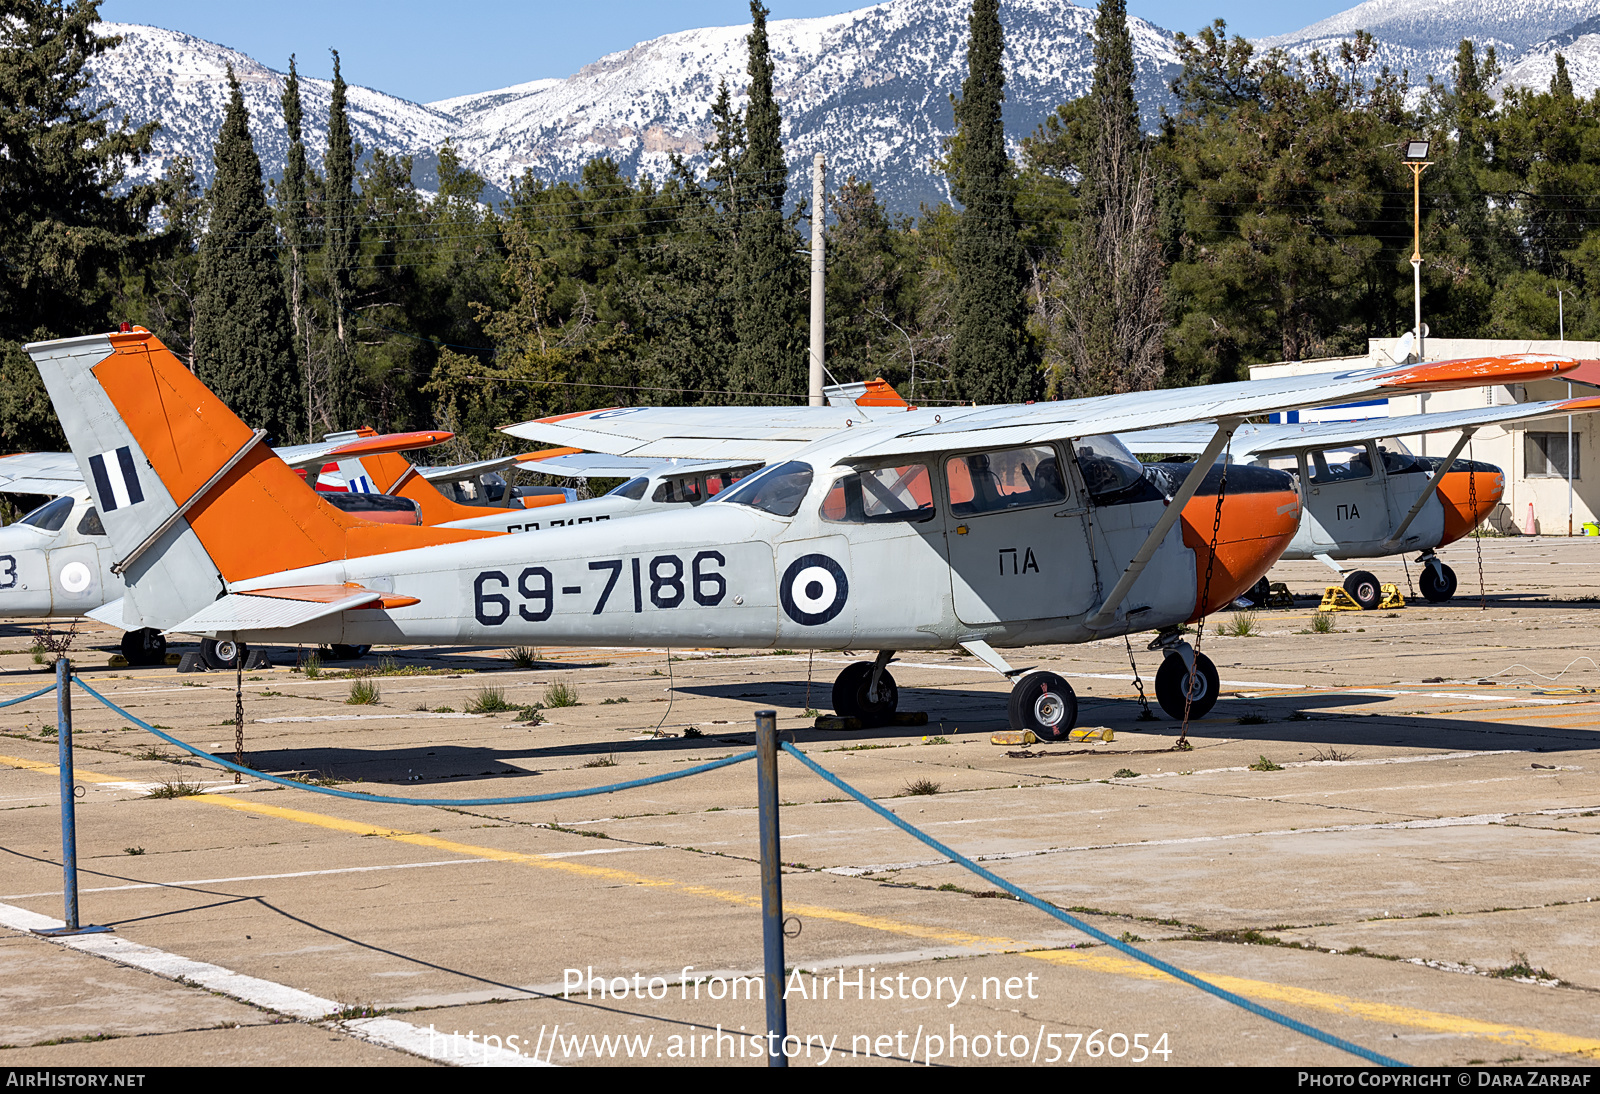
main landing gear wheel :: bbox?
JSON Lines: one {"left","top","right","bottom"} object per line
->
{"left": 200, "top": 638, "right": 243, "bottom": 671}
{"left": 1008, "top": 671, "right": 1077, "bottom": 741}
{"left": 327, "top": 644, "right": 371, "bottom": 661}
{"left": 1155, "top": 653, "right": 1220, "bottom": 721}
{"left": 831, "top": 661, "right": 899, "bottom": 720}
{"left": 1343, "top": 570, "right": 1382, "bottom": 611}
{"left": 1419, "top": 563, "right": 1458, "bottom": 603}
{"left": 119, "top": 628, "right": 166, "bottom": 667}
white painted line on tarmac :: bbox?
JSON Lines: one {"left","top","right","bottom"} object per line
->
{"left": 0, "top": 899, "right": 549, "bottom": 1066}
{"left": 256, "top": 712, "right": 488, "bottom": 723}
{"left": 3, "top": 858, "right": 494, "bottom": 900}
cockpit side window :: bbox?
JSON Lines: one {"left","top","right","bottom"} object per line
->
{"left": 651, "top": 476, "right": 703, "bottom": 504}
{"left": 945, "top": 447, "right": 1066, "bottom": 516}
{"left": 821, "top": 463, "right": 935, "bottom": 523}
{"left": 17, "top": 496, "right": 73, "bottom": 532}
{"left": 607, "top": 477, "right": 649, "bottom": 501}
{"left": 1307, "top": 444, "right": 1376, "bottom": 483}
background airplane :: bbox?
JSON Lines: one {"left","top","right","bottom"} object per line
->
{"left": 1121, "top": 394, "right": 1600, "bottom": 607}
{"left": 25, "top": 328, "right": 1577, "bottom": 738}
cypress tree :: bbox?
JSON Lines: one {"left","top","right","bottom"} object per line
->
{"left": 949, "top": 0, "right": 1032, "bottom": 404}
{"left": 730, "top": 1, "right": 802, "bottom": 402}
{"left": 192, "top": 66, "right": 302, "bottom": 442}
{"left": 277, "top": 55, "right": 315, "bottom": 435}
{"left": 324, "top": 49, "right": 360, "bottom": 428}
{"left": 1054, "top": 0, "right": 1164, "bottom": 397}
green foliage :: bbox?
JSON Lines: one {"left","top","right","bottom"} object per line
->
{"left": 466, "top": 686, "right": 513, "bottom": 713}
{"left": 1249, "top": 754, "right": 1283, "bottom": 771}
{"left": 543, "top": 679, "right": 579, "bottom": 707}
{"left": 346, "top": 678, "right": 379, "bottom": 705}
{"left": 948, "top": 0, "right": 1033, "bottom": 405}
{"left": 193, "top": 67, "right": 302, "bottom": 442}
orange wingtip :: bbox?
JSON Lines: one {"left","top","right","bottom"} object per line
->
{"left": 521, "top": 493, "right": 569, "bottom": 509}
{"left": 324, "top": 430, "right": 454, "bottom": 459}
{"left": 1381, "top": 355, "right": 1576, "bottom": 390}
{"left": 1555, "top": 394, "right": 1600, "bottom": 413}
{"left": 855, "top": 378, "right": 909, "bottom": 407}
{"left": 242, "top": 584, "right": 420, "bottom": 610}
{"left": 516, "top": 446, "right": 586, "bottom": 462}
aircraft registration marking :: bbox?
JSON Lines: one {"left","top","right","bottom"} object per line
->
{"left": 473, "top": 550, "right": 730, "bottom": 625}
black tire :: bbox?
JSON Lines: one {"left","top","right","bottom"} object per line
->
{"left": 1155, "top": 653, "right": 1220, "bottom": 720}
{"left": 1236, "top": 576, "right": 1271, "bottom": 608}
{"left": 1419, "top": 564, "right": 1457, "bottom": 603}
{"left": 1007, "top": 671, "right": 1077, "bottom": 741}
{"left": 120, "top": 628, "right": 167, "bottom": 667}
{"left": 831, "top": 662, "right": 898, "bottom": 720}
{"left": 200, "top": 638, "right": 242, "bottom": 671}
{"left": 327, "top": 644, "right": 370, "bottom": 662}
{"left": 1343, "top": 570, "right": 1382, "bottom": 610}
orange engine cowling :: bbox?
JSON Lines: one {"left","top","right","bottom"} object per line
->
{"left": 1431, "top": 459, "right": 1505, "bottom": 546}
{"left": 1173, "top": 464, "right": 1302, "bottom": 620}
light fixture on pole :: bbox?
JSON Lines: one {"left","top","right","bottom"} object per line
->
{"left": 1403, "top": 140, "right": 1432, "bottom": 361}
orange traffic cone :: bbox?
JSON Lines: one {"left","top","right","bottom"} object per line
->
{"left": 1524, "top": 502, "right": 1537, "bottom": 536}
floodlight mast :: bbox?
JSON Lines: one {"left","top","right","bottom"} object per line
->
{"left": 1404, "top": 140, "right": 1433, "bottom": 361}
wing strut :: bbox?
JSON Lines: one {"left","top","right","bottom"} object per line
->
{"left": 1380, "top": 428, "right": 1476, "bottom": 551}
{"left": 1085, "top": 418, "right": 1241, "bottom": 631}
{"left": 110, "top": 429, "right": 268, "bottom": 576}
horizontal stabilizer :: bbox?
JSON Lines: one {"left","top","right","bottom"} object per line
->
{"left": 167, "top": 585, "right": 419, "bottom": 635}
{"left": 86, "top": 598, "right": 127, "bottom": 631}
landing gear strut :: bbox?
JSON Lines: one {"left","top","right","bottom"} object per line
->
{"left": 832, "top": 652, "right": 898, "bottom": 719}
{"left": 1417, "top": 554, "right": 1457, "bottom": 603}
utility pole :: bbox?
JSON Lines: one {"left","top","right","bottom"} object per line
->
{"left": 1403, "top": 140, "right": 1432, "bottom": 361}
{"left": 809, "top": 152, "right": 825, "bottom": 406}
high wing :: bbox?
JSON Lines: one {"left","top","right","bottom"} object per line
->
{"left": 275, "top": 430, "right": 454, "bottom": 472}
{"left": 0, "top": 452, "right": 87, "bottom": 496}
{"left": 413, "top": 453, "right": 548, "bottom": 482}
{"left": 1119, "top": 394, "right": 1600, "bottom": 459}
{"left": 502, "top": 355, "right": 1580, "bottom": 462}
{"left": 516, "top": 451, "right": 767, "bottom": 480}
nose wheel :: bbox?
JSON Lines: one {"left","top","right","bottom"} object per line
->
{"left": 1418, "top": 560, "right": 1457, "bottom": 602}
{"left": 1342, "top": 570, "right": 1382, "bottom": 611}
{"left": 1154, "top": 652, "right": 1220, "bottom": 720}
{"left": 119, "top": 628, "right": 167, "bottom": 667}
{"left": 832, "top": 660, "right": 899, "bottom": 719}
{"left": 1008, "top": 671, "right": 1078, "bottom": 741}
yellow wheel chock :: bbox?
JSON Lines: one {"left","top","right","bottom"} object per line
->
{"left": 1317, "top": 583, "right": 1405, "bottom": 612}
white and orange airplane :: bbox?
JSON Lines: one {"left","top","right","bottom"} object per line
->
{"left": 25, "top": 328, "right": 1582, "bottom": 735}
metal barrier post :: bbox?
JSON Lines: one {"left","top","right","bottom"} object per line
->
{"left": 36, "top": 659, "right": 106, "bottom": 937}
{"left": 756, "top": 709, "right": 788, "bottom": 1067}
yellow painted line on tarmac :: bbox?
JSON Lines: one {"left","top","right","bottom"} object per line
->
{"left": 4, "top": 752, "right": 1598, "bottom": 1059}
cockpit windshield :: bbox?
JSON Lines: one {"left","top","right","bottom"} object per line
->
{"left": 714, "top": 461, "right": 814, "bottom": 517}
{"left": 15, "top": 496, "right": 73, "bottom": 532}
{"left": 1074, "top": 435, "right": 1147, "bottom": 502}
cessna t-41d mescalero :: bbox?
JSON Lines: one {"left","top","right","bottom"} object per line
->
{"left": 1119, "top": 394, "right": 1600, "bottom": 608}
{"left": 26, "top": 329, "right": 1581, "bottom": 738}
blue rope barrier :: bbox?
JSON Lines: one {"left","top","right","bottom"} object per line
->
{"left": 781, "top": 741, "right": 1407, "bottom": 1068}
{"left": 72, "top": 676, "right": 755, "bottom": 806}
{"left": 0, "top": 681, "right": 60, "bottom": 708}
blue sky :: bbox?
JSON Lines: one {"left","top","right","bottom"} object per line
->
{"left": 98, "top": 1, "right": 1354, "bottom": 105}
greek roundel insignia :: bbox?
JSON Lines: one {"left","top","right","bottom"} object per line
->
{"left": 780, "top": 553, "right": 848, "bottom": 626}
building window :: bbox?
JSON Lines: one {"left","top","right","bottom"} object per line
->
{"left": 1525, "top": 432, "right": 1580, "bottom": 479}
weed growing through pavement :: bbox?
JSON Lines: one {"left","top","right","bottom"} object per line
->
{"left": 1236, "top": 713, "right": 1270, "bottom": 725}
{"left": 1312, "top": 746, "right": 1355, "bottom": 762}
{"left": 1217, "top": 611, "right": 1259, "bottom": 637}
{"left": 544, "top": 680, "right": 579, "bottom": 707}
{"left": 466, "top": 686, "right": 514, "bottom": 713}
{"left": 583, "top": 755, "right": 618, "bottom": 768}
{"left": 1112, "top": 768, "right": 1139, "bottom": 779}
{"left": 506, "top": 646, "right": 539, "bottom": 668}
{"left": 346, "top": 678, "right": 380, "bottom": 705}
{"left": 146, "top": 778, "right": 205, "bottom": 798}
{"left": 1249, "top": 755, "right": 1283, "bottom": 771}
{"left": 301, "top": 651, "right": 322, "bottom": 679}
{"left": 123, "top": 846, "right": 144, "bottom": 855}
{"left": 903, "top": 777, "right": 941, "bottom": 796}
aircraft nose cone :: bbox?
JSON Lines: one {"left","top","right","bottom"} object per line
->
{"left": 1179, "top": 465, "right": 1301, "bottom": 620}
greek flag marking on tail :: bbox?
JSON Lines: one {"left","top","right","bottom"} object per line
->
{"left": 89, "top": 446, "right": 145, "bottom": 512}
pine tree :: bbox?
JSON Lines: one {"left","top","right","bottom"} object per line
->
{"left": 277, "top": 55, "right": 316, "bottom": 436}
{"left": 324, "top": 49, "right": 361, "bottom": 429}
{"left": 0, "top": 1, "right": 159, "bottom": 449}
{"left": 730, "top": 1, "right": 802, "bottom": 403}
{"left": 192, "top": 66, "right": 302, "bottom": 442}
{"left": 949, "top": 0, "right": 1033, "bottom": 404}
{"left": 1052, "top": 0, "right": 1164, "bottom": 397}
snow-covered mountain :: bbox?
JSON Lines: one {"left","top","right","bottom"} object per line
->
{"left": 81, "top": 0, "right": 1600, "bottom": 218}
{"left": 1257, "top": 0, "right": 1600, "bottom": 97}
{"left": 88, "top": 24, "right": 456, "bottom": 192}
{"left": 432, "top": 0, "right": 1180, "bottom": 213}
{"left": 87, "top": 1, "right": 1180, "bottom": 214}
